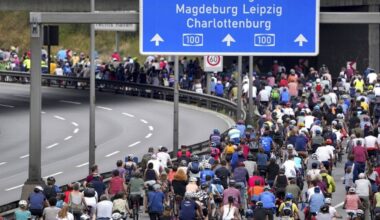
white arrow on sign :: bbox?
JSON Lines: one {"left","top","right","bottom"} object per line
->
{"left": 150, "top": 34, "right": 164, "bottom": 46}
{"left": 294, "top": 34, "right": 308, "bottom": 47}
{"left": 222, "top": 34, "right": 235, "bottom": 47}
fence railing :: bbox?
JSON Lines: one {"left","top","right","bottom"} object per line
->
{"left": 0, "top": 70, "right": 245, "bottom": 215}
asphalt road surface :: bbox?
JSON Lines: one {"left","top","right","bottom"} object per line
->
{"left": 0, "top": 82, "right": 234, "bottom": 205}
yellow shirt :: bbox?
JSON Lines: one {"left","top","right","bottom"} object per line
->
{"left": 361, "top": 102, "right": 369, "bottom": 111}
{"left": 279, "top": 201, "right": 299, "bottom": 216}
{"left": 49, "top": 62, "right": 57, "bottom": 75}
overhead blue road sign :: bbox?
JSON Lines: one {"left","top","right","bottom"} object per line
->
{"left": 140, "top": 0, "right": 319, "bottom": 56}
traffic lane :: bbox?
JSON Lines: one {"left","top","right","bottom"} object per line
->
{"left": 0, "top": 84, "right": 233, "bottom": 205}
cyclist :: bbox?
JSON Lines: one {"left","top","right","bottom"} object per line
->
{"left": 221, "top": 196, "right": 241, "bottom": 220}
{"left": 128, "top": 172, "right": 144, "bottom": 218}
{"left": 278, "top": 193, "right": 299, "bottom": 219}
{"left": 28, "top": 185, "right": 47, "bottom": 219}
{"left": 188, "top": 155, "right": 202, "bottom": 181}
{"left": 200, "top": 163, "right": 215, "bottom": 185}
{"left": 343, "top": 187, "right": 362, "bottom": 219}
{"left": 195, "top": 183, "right": 211, "bottom": 219}
{"left": 258, "top": 186, "right": 276, "bottom": 220}
{"left": 179, "top": 192, "right": 201, "bottom": 220}
{"left": 15, "top": 200, "right": 31, "bottom": 220}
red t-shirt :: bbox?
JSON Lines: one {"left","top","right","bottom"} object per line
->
{"left": 352, "top": 146, "right": 367, "bottom": 163}
{"left": 109, "top": 176, "right": 124, "bottom": 195}
{"left": 248, "top": 176, "right": 265, "bottom": 187}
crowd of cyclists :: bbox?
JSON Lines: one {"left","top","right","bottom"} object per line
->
{"left": 2, "top": 45, "right": 380, "bottom": 219}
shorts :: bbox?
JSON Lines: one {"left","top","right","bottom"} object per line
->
{"left": 29, "top": 209, "right": 43, "bottom": 217}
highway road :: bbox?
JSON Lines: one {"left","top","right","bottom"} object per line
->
{"left": 0, "top": 82, "right": 234, "bottom": 205}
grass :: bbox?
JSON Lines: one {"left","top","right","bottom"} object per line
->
{"left": 0, "top": 12, "right": 145, "bottom": 61}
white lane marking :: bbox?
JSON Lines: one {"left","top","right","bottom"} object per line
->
{"left": 54, "top": 115, "right": 66, "bottom": 121}
{"left": 20, "top": 154, "right": 29, "bottom": 159}
{"left": 334, "top": 202, "right": 344, "bottom": 208}
{"left": 64, "top": 136, "right": 72, "bottom": 141}
{"left": 74, "top": 128, "right": 79, "bottom": 134}
{"left": 105, "top": 151, "right": 120, "bottom": 157}
{"left": 148, "top": 126, "right": 154, "bottom": 131}
{"left": 71, "top": 122, "right": 79, "bottom": 127}
{"left": 60, "top": 100, "right": 81, "bottom": 105}
{"left": 128, "top": 141, "right": 141, "bottom": 147}
{"left": 0, "top": 104, "right": 15, "bottom": 108}
{"left": 140, "top": 119, "right": 148, "bottom": 124}
{"left": 122, "top": 112, "right": 135, "bottom": 118}
{"left": 145, "top": 133, "right": 152, "bottom": 139}
{"left": 97, "top": 106, "right": 112, "bottom": 111}
{"left": 46, "top": 143, "right": 59, "bottom": 149}
{"left": 43, "top": 171, "right": 63, "bottom": 179}
{"left": 5, "top": 184, "right": 24, "bottom": 191}
{"left": 76, "top": 162, "right": 89, "bottom": 168}
{"left": 0, "top": 162, "right": 7, "bottom": 166}
{"left": 41, "top": 111, "right": 46, "bottom": 114}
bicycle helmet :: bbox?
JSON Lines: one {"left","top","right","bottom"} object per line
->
{"left": 18, "top": 200, "right": 27, "bottom": 207}
{"left": 229, "top": 179, "right": 236, "bottom": 186}
{"left": 204, "top": 163, "right": 212, "bottom": 169}
{"left": 325, "top": 139, "right": 332, "bottom": 145}
{"left": 200, "top": 183, "right": 209, "bottom": 190}
{"left": 180, "top": 160, "right": 187, "bottom": 166}
{"left": 245, "top": 209, "right": 254, "bottom": 218}
{"left": 210, "top": 142, "right": 217, "bottom": 148}
{"left": 111, "top": 212, "right": 123, "bottom": 220}
{"left": 80, "top": 214, "right": 91, "bottom": 220}
{"left": 127, "top": 154, "right": 134, "bottom": 161}
{"left": 35, "top": 185, "right": 43, "bottom": 191}
{"left": 213, "top": 177, "right": 221, "bottom": 184}
{"left": 47, "top": 176, "right": 56, "bottom": 182}
{"left": 311, "top": 153, "right": 318, "bottom": 160}
{"left": 285, "top": 193, "right": 293, "bottom": 200}
{"left": 191, "top": 155, "right": 199, "bottom": 162}
{"left": 256, "top": 201, "right": 263, "bottom": 207}
{"left": 247, "top": 154, "right": 254, "bottom": 161}
{"left": 325, "top": 198, "right": 331, "bottom": 204}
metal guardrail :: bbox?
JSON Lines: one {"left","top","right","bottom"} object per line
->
{"left": 0, "top": 70, "right": 245, "bottom": 215}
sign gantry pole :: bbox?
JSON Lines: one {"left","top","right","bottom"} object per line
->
{"left": 89, "top": 0, "right": 96, "bottom": 170}
{"left": 173, "top": 56, "right": 179, "bottom": 157}
{"left": 237, "top": 56, "right": 242, "bottom": 120}
{"left": 248, "top": 56, "right": 254, "bottom": 124}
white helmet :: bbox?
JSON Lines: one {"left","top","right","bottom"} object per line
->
{"left": 18, "top": 200, "right": 27, "bottom": 207}
{"left": 204, "top": 163, "right": 212, "bottom": 169}
{"left": 111, "top": 212, "right": 123, "bottom": 220}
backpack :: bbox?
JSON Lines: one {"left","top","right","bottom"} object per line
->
{"left": 141, "top": 153, "right": 152, "bottom": 170}
{"left": 125, "top": 163, "right": 135, "bottom": 182}
{"left": 282, "top": 202, "right": 293, "bottom": 216}
{"left": 271, "top": 89, "right": 280, "bottom": 100}
{"left": 43, "top": 185, "right": 57, "bottom": 200}
{"left": 225, "top": 145, "right": 235, "bottom": 154}
{"left": 190, "top": 161, "right": 200, "bottom": 174}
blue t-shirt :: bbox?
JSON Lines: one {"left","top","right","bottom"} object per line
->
{"left": 281, "top": 90, "right": 290, "bottom": 102}
{"left": 179, "top": 199, "right": 197, "bottom": 220}
{"left": 260, "top": 137, "right": 273, "bottom": 153}
{"left": 215, "top": 84, "right": 224, "bottom": 96}
{"left": 15, "top": 209, "right": 31, "bottom": 220}
{"left": 309, "top": 193, "right": 325, "bottom": 213}
{"left": 236, "top": 124, "right": 246, "bottom": 138}
{"left": 295, "top": 135, "right": 308, "bottom": 151}
{"left": 259, "top": 191, "right": 276, "bottom": 209}
{"left": 28, "top": 192, "right": 46, "bottom": 210}
{"left": 148, "top": 191, "right": 165, "bottom": 213}
{"left": 256, "top": 153, "right": 268, "bottom": 166}
{"left": 200, "top": 170, "right": 215, "bottom": 184}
